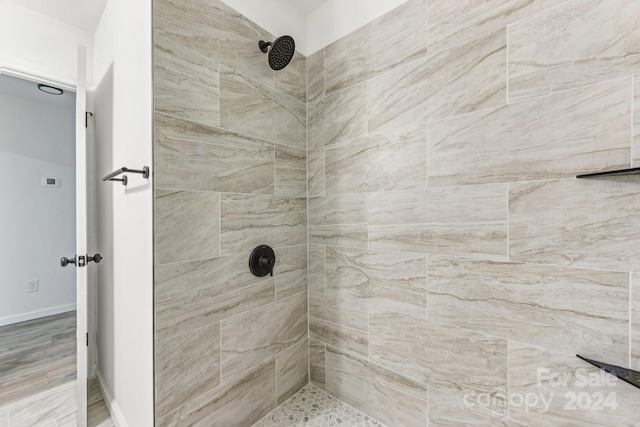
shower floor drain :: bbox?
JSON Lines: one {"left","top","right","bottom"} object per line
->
{"left": 253, "top": 385, "right": 386, "bottom": 427}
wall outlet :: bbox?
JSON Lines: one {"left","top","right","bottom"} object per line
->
{"left": 26, "top": 280, "right": 39, "bottom": 293}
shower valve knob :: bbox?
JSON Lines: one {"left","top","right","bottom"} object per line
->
{"left": 249, "top": 245, "right": 276, "bottom": 277}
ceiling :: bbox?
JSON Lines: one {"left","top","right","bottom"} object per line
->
{"left": 5, "top": 0, "right": 108, "bottom": 32}
{"left": 286, "top": 0, "right": 328, "bottom": 15}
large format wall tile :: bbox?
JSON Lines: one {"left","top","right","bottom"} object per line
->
{"left": 325, "top": 346, "right": 429, "bottom": 427}
{"left": 154, "top": 113, "right": 274, "bottom": 194}
{"left": 220, "top": 292, "right": 307, "bottom": 380}
{"left": 275, "top": 144, "right": 306, "bottom": 198}
{"left": 323, "top": 0, "right": 429, "bottom": 94}
{"left": 274, "top": 51, "right": 306, "bottom": 103}
{"left": 220, "top": 194, "right": 306, "bottom": 255}
{"left": 325, "top": 130, "right": 427, "bottom": 194}
{"left": 155, "top": 190, "right": 220, "bottom": 265}
{"left": 308, "top": 244, "right": 326, "bottom": 294}
{"left": 309, "top": 292, "right": 369, "bottom": 357}
{"left": 428, "top": 79, "right": 632, "bottom": 186}
{"left": 326, "top": 247, "right": 427, "bottom": 318}
{"left": 309, "top": 338, "right": 326, "bottom": 389}
{"left": 155, "top": 322, "right": 221, "bottom": 418}
{"left": 157, "top": 359, "right": 276, "bottom": 427}
{"left": 428, "top": 389, "right": 525, "bottom": 427}
{"left": 429, "top": 257, "right": 630, "bottom": 365}
{"left": 508, "top": 0, "right": 640, "bottom": 102}
{"left": 308, "top": 83, "right": 367, "bottom": 149}
{"left": 274, "top": 245, "right": 307, "bottom": 300}
{"left": 154, "top": 36, "right": 219, "bottom": 128}
{"left": 219, "top": 67, "right": 306, "bottom": 149}
{"left": 368, "top": 185, "right": 508, "bottom": 259}
{"left": 154, "top": 0, "right": 273, "bottom": 85}
{"left": 632, "top": 273, "right": 640, "bottom": 371}
{"left": 155, "top": 255, "right": 275, "bottom": 341}
{"left": 308, "top": 194, "right": 368, "bottom": 248}
{"left": 370, "top": 312, "right": 508, "bottom": 413}
{"left": 428, "top": 0, "right": 563, "bottom": 53}
{"left": 307, "top": 49, "right": 324, "bottom": 103}
{"left": 509, "top": 179, "right": 640, "bottom": 271}
{"left": 276, "top": 338, "right": 308, "bottom": 404}
{"left": 368, "top": 29, "right": 506, "bottom": 134}
{"left": 307, "top": 148, "right": 325, "bottom": 197}
{"left": 634, "top": 76, "right": 640, "bottom": 166}
{"left": 509, "top": 342, "right": 640, "bottom": 426}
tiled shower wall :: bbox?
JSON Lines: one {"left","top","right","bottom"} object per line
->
{"left": 152, "top": 0, "right": 308, "bottom": 425}
{"left": 307, "top": 0, "right": 640, "bottom": 425}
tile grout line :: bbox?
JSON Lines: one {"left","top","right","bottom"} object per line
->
{"left": 631, "top": 75, "right": 635, "bottom": 168}
{"left": 630, "top": 273, "right": 632, "bottom": 369}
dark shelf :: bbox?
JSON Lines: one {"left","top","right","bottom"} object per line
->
{"left": 576, "top": 167, "right": 640, "bottom": 178}
{"left": 577, "top": 355, "right": 640, "bottom": 390}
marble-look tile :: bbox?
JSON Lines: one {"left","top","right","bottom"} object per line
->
{"left": 275, "top": 144, "right": 306, "bottom": 198}
{"left": 308, "top": 194, "right": 368, "bottom": 248}
{"left": 309, "top": 292, "right": 369, "bottom": 357}
{"left": 154, "top": 0, "right": 274, "bottom": 85}
{"left": 155, "top": 322, "right": 221, "bottom": 418}
{"left": 634, "top": 76, "right": 640, "bottom": 167}
{"left": 155, "top": 190, "right": 220, "bottom": 265}
{"left": 324, "top": 0, "right": 429, "bottom": 94}
{"left": 368, "top": 29, "right": 506, "bottom": 135}
{"left": 508, "top": 0, "right": 640, "bottom": 102}
{"left": 157, "top": 358, "right": 276, "bottom": 427}
{"left": 429, "top": 0, "right": 563, "bottom": 53}
{"left": 510, "top": 179, "right": 640, "bottom": 271}
{"left": 325, "top": 130, "right": 427, "bottom": 194}
{"left": 326, "top": 247, "right": 427, "bottom": 318}
{"left": 274, "top": 51, "right": 306, "bottom": 103}
{"left": 632, "top": 273, "right": 640, "bottom": 371}
{"left": 155, "top": 255, "right": 274, "bottom": 341}
{"left": 275, "top": 245, "right": 307, "bottom": 300}
{"left": 220, "top": 292, "right": 307, "bottom": 380}
{"left": 220, "top": 194, "right": 306, "bottom": 255}
{"left": 307, "top": 148, "right": 325, "bottom": 197}
{"left": 428, "top": 79, "right": 632, "bottom": 186}
{"left": 325, "top": 346, "right": 429, "bottom": 426}
{"left": 509, "top": 342, "right": 640, "bottom": 426}
{"left": 0, "top": 411, "right": 6, "bottom": 427}
{"left": 428, "top": 389, "right": 525, "bottom": 427}
{"left": 368, "top": 185, "right": 508, "bottom": 259}
{"left": 309, "top": 338, "right": 326, "bottom": 390}
{"left": 4, "top": 381, "right": 76, "bottom": 426}
{"left": 370, "top": 312, "right": 508, "bottom": 413}
{"left": 219, "top": 66, "right": 306, "bottom": 149}
{"left": 154, "top": 35, "right": 219, "bottom": 128}
{"left": 308, "top": 82, "right": 367, "bottom": 149}
{"left": 308, "top": 244, "right": 326, "bottom": 294}
{"left": 429, "top": 257, "right": 630, "bottom": 366}
{"left": 154, "top": 113, "right": 274, "bottom": 194}
{"left": 276, "top": 338, "right": 308, "bottom": 404}
{"left": 307, "top": 49, "right": 324, "bottom": 103}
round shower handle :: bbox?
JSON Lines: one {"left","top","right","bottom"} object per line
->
{"left": 249, "top": 245, "right": 276, "bottom": 277}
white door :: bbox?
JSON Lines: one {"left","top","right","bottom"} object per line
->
{"left": 75, "top": 45, "right": 89, "bottom": 427}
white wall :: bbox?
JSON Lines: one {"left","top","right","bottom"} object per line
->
{"left": 0, "top": 75, "right": 76, "bottom": 325}
{"left": 93, "top": 0, "right": 154, "bottom": 425}
{"left": 0, "top": 0, "right": 94, "bottom": 88}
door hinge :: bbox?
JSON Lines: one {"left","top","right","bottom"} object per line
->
{"left": 86, "top": 333, "right": 89, "bottom": 347}
{"left": 85, "top": 111, "right": 93, "bottom": 128}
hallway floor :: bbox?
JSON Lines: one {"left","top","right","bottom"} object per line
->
{"left": 253, "top": 385, "right": 385, "bottom": 427}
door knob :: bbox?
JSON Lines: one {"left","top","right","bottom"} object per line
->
{"left": 61, "top": 256, "right": 76, "bottom": 267}
{"left": 87, "top": 253, "right": 102, "bottom": 264}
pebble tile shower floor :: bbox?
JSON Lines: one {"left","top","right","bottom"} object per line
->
{"left": 253, "top": 385, "right": 386, "bottom": 427}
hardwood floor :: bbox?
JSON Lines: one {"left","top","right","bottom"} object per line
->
{"left": 0, "top": 311, "right": 76, "bottom": 405}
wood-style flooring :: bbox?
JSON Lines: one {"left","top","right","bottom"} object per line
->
{"left": 0, "top": 311, "right": 76, "bottom": 406}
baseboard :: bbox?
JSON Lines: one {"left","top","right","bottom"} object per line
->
{"left": 0, "top": 303, "right": 77, "bottom": 327}
{"left": 95, "top": 369, "right": 129, "bottom": 427}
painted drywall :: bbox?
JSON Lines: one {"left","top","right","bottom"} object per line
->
{"left": 0, "top": 74, "right": 76, "bottom": 326}
{"left": 220, "top": 0, "right": 408, "bottom": 55}
{"left": 0, "top": 0, "right": 95, "bottom": 88}
{"left": 93, "top": 0, "right": 154, "bottom": 425}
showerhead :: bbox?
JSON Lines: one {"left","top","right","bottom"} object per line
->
{"left": 259, "top": 36, "right": 295, "bottom": 71}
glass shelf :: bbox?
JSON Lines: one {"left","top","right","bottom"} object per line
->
{"left": 576, "top": 167, "right": 640, "bottom": 178}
